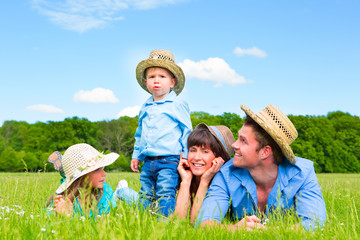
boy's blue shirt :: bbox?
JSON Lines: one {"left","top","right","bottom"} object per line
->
{"left": 132, "top": 90, "right": 192, "bottom": 161}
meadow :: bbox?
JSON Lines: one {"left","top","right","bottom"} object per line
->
{"left": 0, "top": 172, "right": 359, "bottom": 239}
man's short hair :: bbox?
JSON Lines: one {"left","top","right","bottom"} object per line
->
{"left": 243, "top": 115, "right": 284, "bottom": 164}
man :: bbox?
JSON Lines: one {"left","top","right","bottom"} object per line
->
{"left": 197, "top": 104, "right": 326, "bottom": 230}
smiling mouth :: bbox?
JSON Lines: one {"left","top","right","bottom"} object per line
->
{"left": 192, "top": 163, "right": 205, "bottom": 167}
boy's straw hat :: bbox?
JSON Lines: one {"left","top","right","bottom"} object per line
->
{"left": 240, "top": 104, "right": 298, "bottom": 163}
{"left": 195, "top": 123, "right": 235, "bottom": 160}
{"left": 136, "top": 49, "right": 185, "bottom": 95}
{"left": 54, "top": 143, "right": 119, "bottom": 194}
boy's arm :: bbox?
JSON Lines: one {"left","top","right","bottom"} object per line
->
{"left": 132, "top": 107, "right": 144, "bottom": 161}
{"left": 175, "top": 101, "right": 192, "bottom": 159}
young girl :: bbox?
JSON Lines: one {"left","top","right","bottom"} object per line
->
{"left": 47, "top": 143, "right": 119, "bottom": 216}
{"left": 174, "top": 123, "right": 235, "bottom": 222}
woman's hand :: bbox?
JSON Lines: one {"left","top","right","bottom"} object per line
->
{"left": 200, "top": 157, "right": 225, "bottom": 185}
{"left": 54, "top": 195, "right": 73, "bottom": 215}
{"left": 177, "top": 158, "right": 193, "bottom": 183}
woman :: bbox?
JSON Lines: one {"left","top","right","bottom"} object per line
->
{"left": 115, "top": 123, "right": 235, "bottom": 221}
{"left": 174, "top": 123, "right": 235, "bottom": 222}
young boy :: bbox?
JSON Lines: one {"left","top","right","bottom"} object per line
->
{"left": 131, "top": 49, "right": 192, "bottom": 216}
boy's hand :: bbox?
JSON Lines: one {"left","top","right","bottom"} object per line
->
{"left": 131, "top": 159, "right": 140, "bottom": 172}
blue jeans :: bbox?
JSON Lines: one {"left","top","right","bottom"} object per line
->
{"left": 139, "top": 155, "right": 179, "bottom": 217}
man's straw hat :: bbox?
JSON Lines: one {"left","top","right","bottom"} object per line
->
{"left": 195, "top": 123, "right": 235, "bottom": 160}
{"left": 136, "top": 49, "right": 185, "bottom": 95}
{"left": 55, "top": 143, "right": 119, "bottom": 194}
{"left": 240, "top": 104, "right": 298, "bottom": 163}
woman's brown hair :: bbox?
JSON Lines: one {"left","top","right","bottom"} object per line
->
{"left": 187, "top": 127, "right": 230, "bottom": 162}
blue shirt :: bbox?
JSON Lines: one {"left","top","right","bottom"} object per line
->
{"left": 47, "top": 182, "right": 116, "bottom": 217}
{"left": 197, "top": 157, "right": 326, "bottom": 230}
{"left": 73, "top": 182, "right": 116, "bottom": 217}
{"left": 132, "top": 91, "right": 192, "bottom": 161}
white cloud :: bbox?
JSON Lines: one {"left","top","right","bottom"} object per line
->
{"left": 179, "top": 57, "right": 248, "bottom": 86}
{"left": 27, "top": 104, "right": 64, "bottom": 113}
{"left": 234, "top": 47, "right": 267, "bottom": 58}
{"left": 73, "top": 88, "right": 119, "bottom": 103}
{"left": 116, "top": 105, "right": 141, "bottom": 118}
{"left": 31, "top": 0, "right": 186, "bottom": 33}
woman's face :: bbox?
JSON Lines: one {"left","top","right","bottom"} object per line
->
{"left": 187, "top": 144, "right": 216, "bottom": 176}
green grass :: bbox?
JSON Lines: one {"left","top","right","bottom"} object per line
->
{"left": 0, "top": 172, "right": 359, "bottom": 239}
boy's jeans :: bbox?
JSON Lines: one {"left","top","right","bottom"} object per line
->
{"left": 139, "top": 155, "right": 179, "bottom": 217}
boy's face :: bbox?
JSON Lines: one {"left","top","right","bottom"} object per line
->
{"left": 145, "top": 67, "right": 175, "bottom": 102}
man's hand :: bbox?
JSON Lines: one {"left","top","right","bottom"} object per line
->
{"left": 233, "top": 215, "right": 266, "bottom": 231}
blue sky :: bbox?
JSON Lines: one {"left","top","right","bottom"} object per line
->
{"left": 1, "top": 0, "right": 359, "bottom": 126}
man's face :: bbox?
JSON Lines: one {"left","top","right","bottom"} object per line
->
{"left": 232, "top": 125, "right": 262, "bottom": 169}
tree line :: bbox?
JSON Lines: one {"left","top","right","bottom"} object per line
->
{"left": 0, "top": 111, "right": 359, "bottom": 173}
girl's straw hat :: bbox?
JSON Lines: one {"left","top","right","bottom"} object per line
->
{"left": 240, "top": 104, "right": 298, "bottom": 163}
{"left": 195, "top": 123, "right": 235, "bottom": 160}
{"left": 55, "top": 143, "right": 119, "bottom": 194}
{"left": 136, "top": 49, "right": 185, "bottom": 95}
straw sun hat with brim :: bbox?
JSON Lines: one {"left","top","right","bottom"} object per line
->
{"left": 195, "top": 123, "right": 235, "bottom": 160}
{"left": 240, "top": 104, "right": 298, "bottom": 164}
{"left": 136, "top": 49, "right": 185, "bottom": 95}
{"left": 52, "top": 143, "right": 119, "bottom": 194}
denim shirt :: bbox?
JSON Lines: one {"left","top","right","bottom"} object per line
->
{"left": 197, "top": 157, "right": 326, "bottom": 230}
{"left": 132, "top": 91, "right": 192, "bottom": 160}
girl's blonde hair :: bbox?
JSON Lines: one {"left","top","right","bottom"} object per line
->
{"left": 47, "top": 172, "right": 104, "bottom": 209}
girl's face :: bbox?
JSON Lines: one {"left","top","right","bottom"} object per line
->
{"left": 187, "top": 145, "right": 216, "bottom": 176}
{"left": 87, "top": 167, "right": 106, "bottom": 188}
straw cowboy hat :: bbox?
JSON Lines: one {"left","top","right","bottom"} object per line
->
{"left": 195, "top": 123, "right": 235, "bottom": 160}
{"left": 53, "top": 143, "right": 119, "bottom": 194}
{"left": 136, "top": 49, "right": 185, "bottom": 95}
{"left": 240, "top": 104, "right": 298, "bottom": 163}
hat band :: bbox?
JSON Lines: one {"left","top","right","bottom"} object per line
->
{"left": 209, "top": 126, "right": 228, "bottom": 152}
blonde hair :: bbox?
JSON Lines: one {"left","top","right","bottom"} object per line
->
{"left": 47, "top": 172, "right": 104, "bottom": 210}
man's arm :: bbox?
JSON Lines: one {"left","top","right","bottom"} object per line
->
{"left": 196, "top": 171, "right": 231, "bottom": 227}
{"left": 295, "top": 164, "right": 326, "bottom": 230}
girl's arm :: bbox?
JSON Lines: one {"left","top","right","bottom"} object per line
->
{"left": 174, "top": 158, "right": 192, "bottom": 218}
{"left": 190, "top": 157, "right": 224, "bottom": 222}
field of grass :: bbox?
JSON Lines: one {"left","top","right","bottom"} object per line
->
{"left": 0, "top": 172, "right": 359, "bottom": 239}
